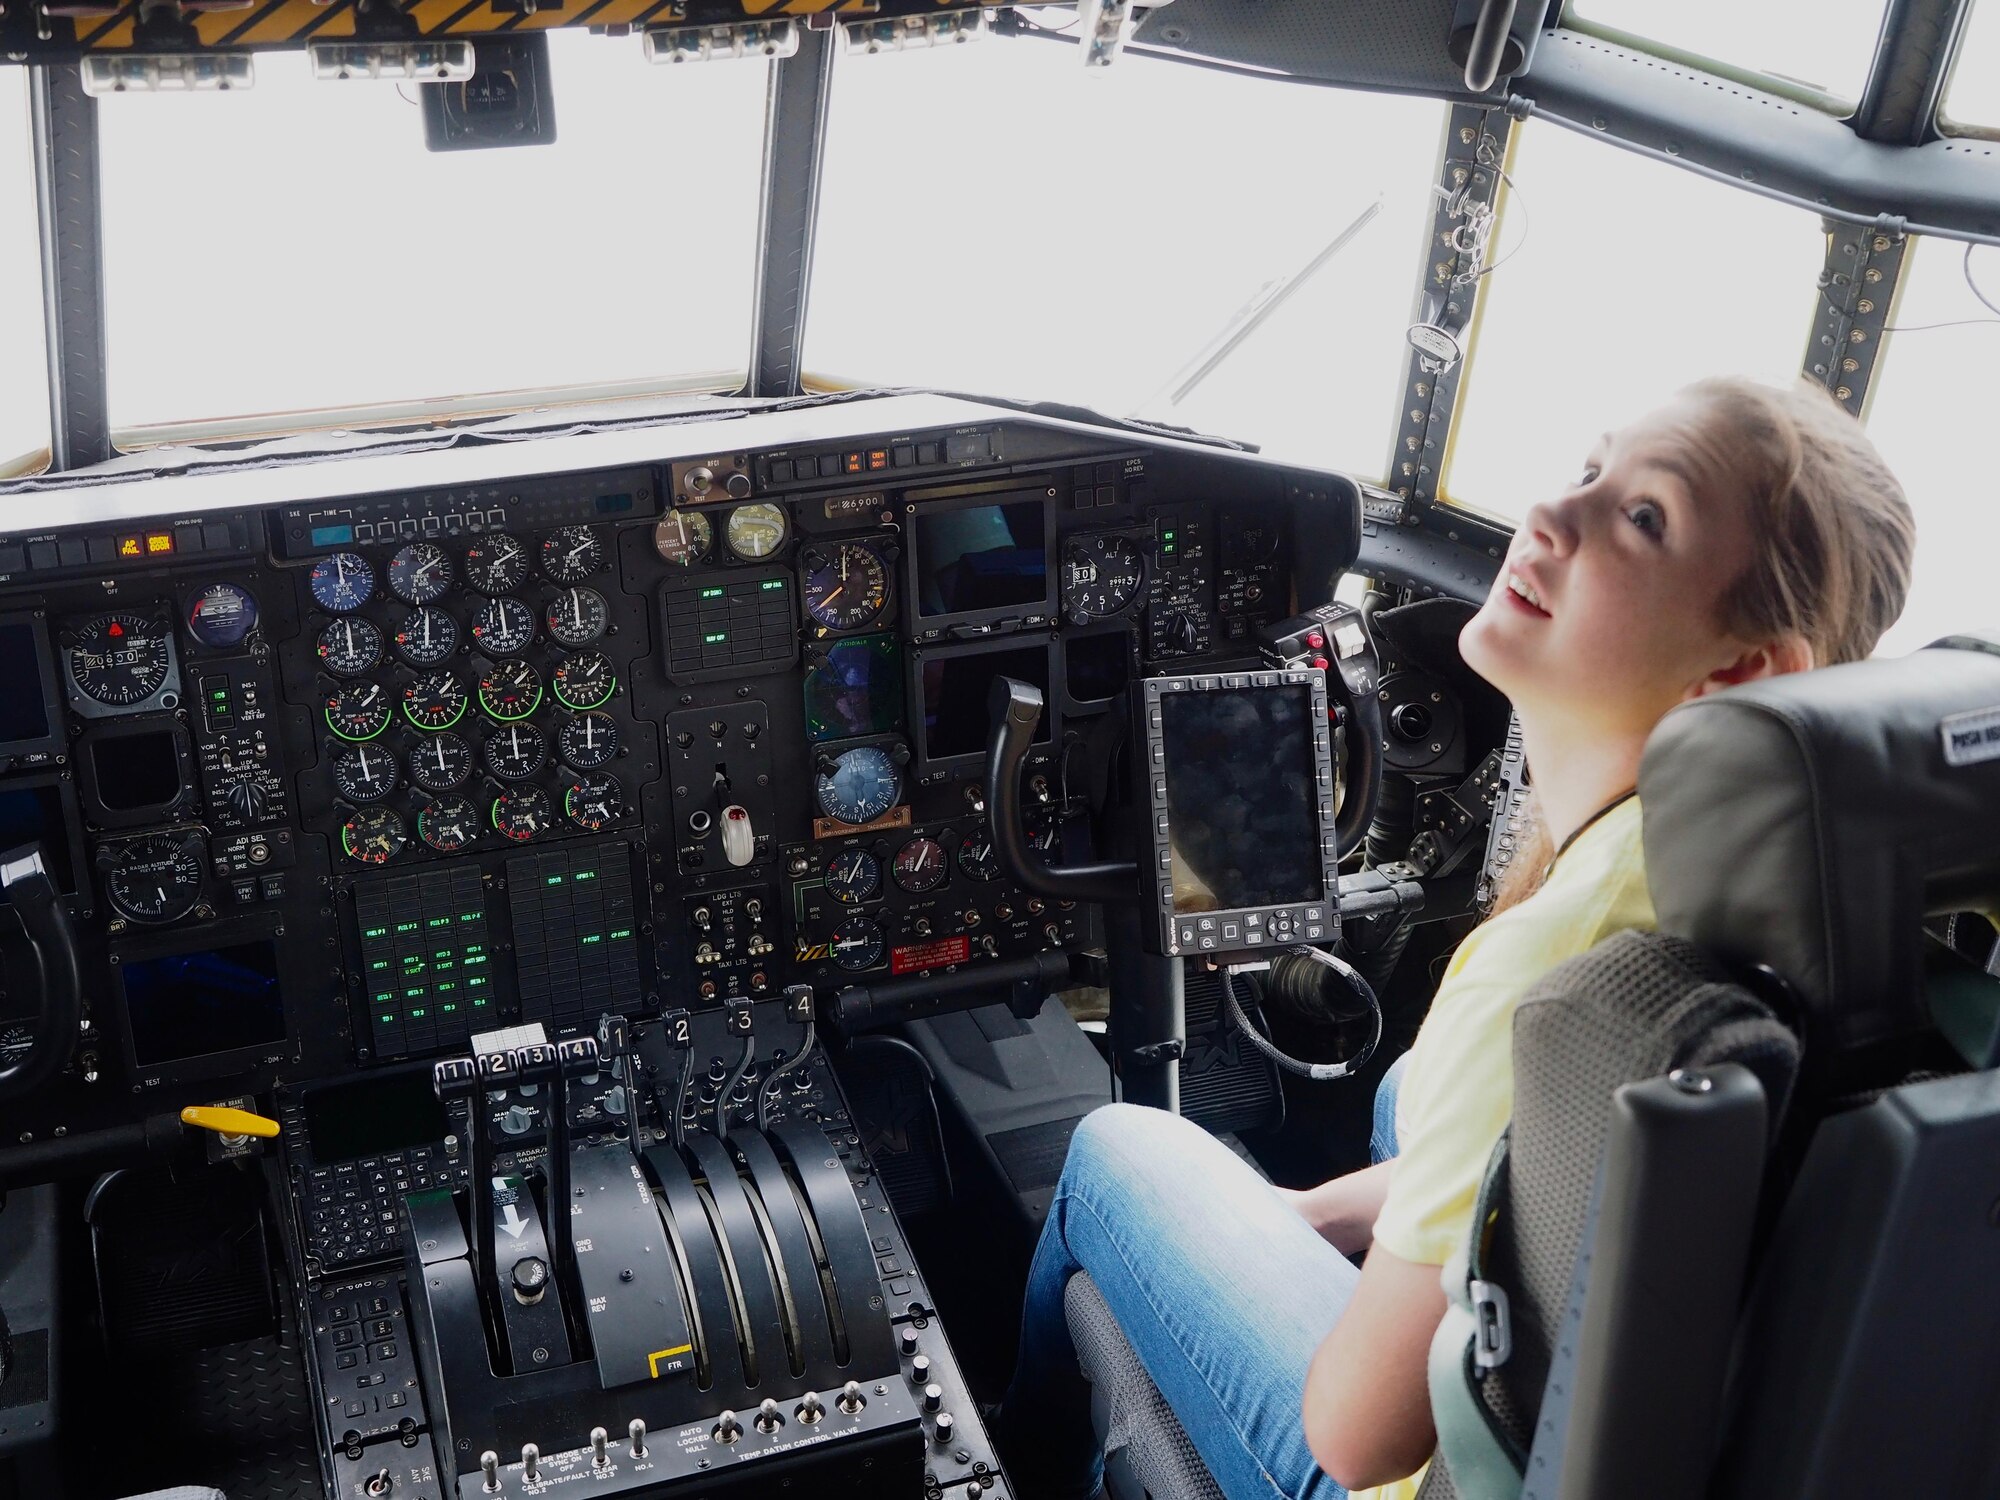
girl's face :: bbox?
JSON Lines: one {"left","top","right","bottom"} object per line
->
{"left": 1460, "top": 399, "right": 1777, "bottom": 740}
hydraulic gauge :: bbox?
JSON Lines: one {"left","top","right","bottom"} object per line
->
{"left": 484, "top": 722, "right": 549, "bottom": 781}
{"left": 394, "top": 606, "right": 460, "bottom": 666}
{"left": 341, "top": 806, "right": 407, "bottom": 865}
{"left": 402, "top": 669, "right": 469, "bottom": 731}
{"left": 325, "top": 680, "right": 392, "bottom": 741}
{"left": 471, "top": 596, "right": 536, "bottom": 657}
{"left": 418, "top": 795, "right": 481, "bottom": 854}
{"left": 477, "top": 659, "right": 542, "bottom": 721}
{"left": 105, "top": 833, "right": 204, "bottom": 925}
{"left": 814, "top": 745, "right": 901, "bottom": 826}
{"left": 552, "top": 650, "right": 616, "bottom": 712}
{"left": 68, "top": 613, "right": 173, "bottom": 707}
{"left": 186, "top": 582, "right": 259, "bottom": 650}
{"left": 388, "top": 542, "right": 453, "bottom": 605}
{"left": 829, "top": 915, "right": 885, "bottom": 972}
{"left": 308, "top": 552, "right": 374, "bottom": 613}
{"left": 653, "top": 510, "right": 713, "bottom": 567}
{"left": 801, "top": 541, "right": 890, "bottom": 632}
{"left": 463, "top": 532, "right": 530, "bottom": 595}
{"left": 893, "top": 836, "right": 949, "bottom": 893}
{"left": 724, "top": 503, "right": 789, "bottom": 561}
{"left": 317, "top": 617, "right": 383, "bottom": 677}
{"left": 540, "top": 527, "right": 605, "bottom": 583}
{"left": 564, "top": 775, "right": 626, "bottom": 832}
{"left": 333, "top": 742, "right": 400, "bottom": 802}
{"left": 408, "top": 732, "right": 473, "bottom": 792}
{"left": 558, "top": 712, "right": 620, "bottom": 770}
{"left": 546, "top": 588, "right": 609, "bottom": 646}
{"left": 957, "top": 830, "right": 1000, "bottom": 882}
{"left": 1062, "top": 534, "right": 1147, "bottom": 623}
{"left": 825, "top": 848, "right": 881, "bottom": 905}
{"left": 491, "top": 785, "right": 554, "bottom": 844}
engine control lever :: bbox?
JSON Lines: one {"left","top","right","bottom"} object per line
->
{"left": 432, "top": 1054, "right": 498, "bottom": 1286}
{"left": 985, "top": 677, "right": 1135, "bottom": 904}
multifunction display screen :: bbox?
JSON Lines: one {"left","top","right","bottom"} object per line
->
{"left": 121, "top": 939, "right": 286, "bottom": 1069}
{"left": 912, "top": 499, "right": 1048, "bottom": 618}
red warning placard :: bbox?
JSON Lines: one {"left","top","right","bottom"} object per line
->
{"left": 890, "top": 935, "right": 971, "bottom": 976}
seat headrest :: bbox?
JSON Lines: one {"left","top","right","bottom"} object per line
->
{"left": 1639, "top": 638, "right": 2000, "bottom": 1058}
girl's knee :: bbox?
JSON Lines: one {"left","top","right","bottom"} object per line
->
{"left": 1065, "top": 1102, "right": 1198, "bottom": 1183}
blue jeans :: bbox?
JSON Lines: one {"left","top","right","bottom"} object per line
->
{"left": 1004, "top": 1052, "right": 1411, "bottom": 1500}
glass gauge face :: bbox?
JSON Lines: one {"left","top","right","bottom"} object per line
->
{"left": 388, "top": 542, "right": 453, "bottom": 605}
{"left": 540, "top": 526, "right": 605, "bottom": 583}
{"left": 829, "top": 915, "right": 885, "bottom": 972}
{"left": 394, "top": 606, "right": 460, "bottom": 666}
{"left": 491, "top": 785, "right": 554, "bottom": 844}
{"left": 893, "top": 836, "right": 949, "bottom": 893}
{"left": 402, "top": 669, "right": 469, "bottom": 731}
{"left": 814, "top": 745, "right": 902, "bottom": 826}
{"left": 418, "top": 795, "right": 481, "bottom": 853}
{"left": 724, "top": 502, "right": 790, "bottom": 561}
{"left": 69, "top": 613, "right": 172, "bottom": 706}
{"left": 341, "top": 805, "right": 407, "bottom": 865}
{"left": 546, "top": 587, "right": 609, "bottom": 646}
{"left": 317, "top": 617, "right": 383, "bottom": 677}
{"left": 558, "top": 712, "right": 620, "bottom": 770}
{"left": 186, "top": 582, "right": 259, "bottom": 649}
{"left": 484, "top": 722, "right": 549, "bottom": 781}
{"left": 1027, "top": 807, "right": 1062, "bottom": 857}
{"left": 325, "top": 680, "right": 392, "bottom": 741}
{"left": 957, "top": 829, "right": 1000, "bottom": 882}
{"left": 552, "top": 650, "right": 616, "bottom": 712}
{"left": 1062, "top": 534, "right": 1146, "bottom": 622}
{"left": 825, "top": 848, "right": 881, "bottom": 905}
{"left": 801, "top": 541, "right": 890, "bottom": 631}
{"left": 653, "top": 510, "right": 713, "bottom": 567}
{"left": 471, "top": 596, "right": 536, "bottom": 657}
{"left": 477, "top": 659, "right": 542, "bottom": 721}
{"left": 333, "top": 741, "right": 400, "bottom": 802}
{"left": 463, "top": 532, "right": 530, "bottom": 595}
{"left": 408, "top": 732, "right": 473, "bottom": 792}
{"left": 106, "top": 834, "right": 203, "bottom": 924}
{"left": 308, "top": 552, "right": 374, "bottom": 612}
{"left": 564, "top": 775, "right": 625, "bottom": 832}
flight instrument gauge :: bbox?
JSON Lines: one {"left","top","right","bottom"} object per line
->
{"left": 829, "top": 916, "right": 885, "bottom": 972}
{"left": 418, "top": 795, "right": 481, "bottom": 854}
{"left": 409, "top": 732, "right": 473, "bottom": 792}
{"left": 388, "top": 542, "right": 453, "bottom": 605}
{"left": 471, "top": 596, "right": 536, "bottom": 657}
{"left": 341, "top": 806, "right": 407, "bottom": 865}
{"left": 324, "top": 681, "right": 392, "bottom": 741}
{"left": 105, "top": 833, "right": 204, "bottom": 925}
{"left": 333, "top": 742, "right": 399, "bottom": 802}
{"left": 540, "top": 527, "right": 605, "bottom": 583}
{"left": 801, "top": 541, "right": 890, "bottom": 631}
{"left": 477, "top": 660, "right": 542, "bottom": 721}
{"left": 825, "top": 848, "right": 881, "bottom": 905}
{"left": 68, "top": 613, "right": 173, "bottom": 707}
{"left": 558, "top": 712, "right": 619, "bottom": 770}
{"left": 402, "top": 669, "right": 469, "bottom": 731}
{"left": 186, "top": 583, "right": 259, "bottom": 650}
{"left": 484, "top": 722, "right": 548, "bottom": 781}
{"left": 724, "top": 503, "right": 789, "bottom": 561}
{"left": 317, "top": 617, "right": 383, "bottom": 677}
{"left": 491, "top": 786, "right": 554, "bottom": 844}
{"left": 564, "top": 775, "right": 625, "bottom": 832}
{"left": 1062, "top": 534, "right": 1147, "bottom": 623}
{"left": 546, "top": 588, "right": 609, "bottom": 646}
{"left": 463, "top": 532, "right": 530, "bottom": 595}
{"left": 814, "top": 745, "right": 901, "bottom": 826}
{"left": 653, "top": 510, "right": 713, "bottom": 567}
{"left": 893, "top": 836, "right": 949, "bottom": 893}
{"left": 957, "top": 830, "right": 1000, "bottom": 882}
{"left": 552, "top": 650, "right": 616, "bottom": 712}
{"left": 309, "top": 552, "right": 374, "bottom": 612}
{"left": 394, "top": 606, "right": 459, "bottom": 666}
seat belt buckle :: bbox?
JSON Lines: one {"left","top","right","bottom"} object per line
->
{"left": 1469, "top": 1278, "right": 1513, "bottom": 1370}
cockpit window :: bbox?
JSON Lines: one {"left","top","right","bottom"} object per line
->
{"left": 0, "top": 69, "right": 50, "bottom": 477}
{"left": 1442, "top": 121, "right": 1824, "bottom": 520}
{"left": 96, "top": 31, "right": 766, "bottom": 442}
{"left": 1943, "top": 0, "right": 2000, "bottom": 132}
{"left": 804, "top": 34, "right": 1446, "bottom": 480}
{"left": 1565, "top": 0, "right": 1889, "bottom": 105}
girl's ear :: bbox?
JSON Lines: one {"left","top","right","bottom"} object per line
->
{"left": 1687, "top": 634, "right": 1815, "bottom": 699}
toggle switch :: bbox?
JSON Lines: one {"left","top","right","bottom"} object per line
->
{"left": 628, "top": 1418, "right": 648, "bottom": 1458}
{"left": 837, "top": 1380, "right": 865, "bottom": 1415}
{"left": 932, "top": 1411, "right": 955, "bottom": 1446}
{"left": 715, "top": 1410, "right": 744, "bottom": 1444}
{"left": 797, "top": 1391, "right": 826, "bottom": 1426}
{"left": 756, "top": 1397, "right": 784, "bottom": 1434}
{"left": 922, "top": 1382, "right": 943, "bottom": 1413}
{"left": 521, "top": 1444, "right": 540, "bottom": 1483}
{"left": 591, "top": 1427, "right": 609, "bottom": 1467}
{"left": 479, "top": 1452, "right": 500, "bottom": 1493}
{"left": 899, "top": 1326, "right": 920, "bottom": 1356}
{"left": 909, "top": 1353, "right": 932, "bottom": 1385}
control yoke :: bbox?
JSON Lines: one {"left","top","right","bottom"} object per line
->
{"left": 984, "top": 677, "right": 1136, "bottom": 906}
{"left": 0, "top": 846, "right": 82, "bottom": 1103}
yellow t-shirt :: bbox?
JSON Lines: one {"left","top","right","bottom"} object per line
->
{"left": 1351, "top": 795, "right": 1654, "bottom": 1500}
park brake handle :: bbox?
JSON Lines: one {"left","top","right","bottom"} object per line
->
{"left": 985, "top": 677, "right": 1137, "bottom": 906}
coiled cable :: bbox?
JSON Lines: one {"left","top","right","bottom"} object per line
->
{"left": 1219, "top": 946, "right": 1381, "bottom": 1083}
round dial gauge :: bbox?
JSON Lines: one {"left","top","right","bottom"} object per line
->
{"left": 552, "top": 650, "right": 616, "bottom": 712}
{"left": 186, "top": 582, "right": 259, "bottom": 650}
{"left": 825, "top": 848, "right": 881, "bottom": 905}
{"left": 957, "top": 830, "right": 1000, "bottom": 882}
{"left": 402, "top": 669, "right": 469, "bottom": 732}
{"left": 893, "top": 836, "right": 949, "bottom": 894}
{"left": 653, "top": 510, "right": 713, "bottom": 567}
{"left": 106, "top": 834, "right": 203, "bottom": 924}
{"left": 394, "top": 606, "right": 460, "bottom": 666}
{"left": 388, "top": 542, "right": 453, "bottom": 605}
{"left": 317, "top": 617, "right": 383, "bottom": 677}
{"left": 724, "top": 503, "right": 790, "bottom": 561}
{"left": 484, "top": 722, "right": 549, "bottom": 781}
{"left": 418, "top": 795, "right": 481, "bottom": 854}
{"left": 801, "top": 542, "right": 890, "bottom": 632}
{"left": 545, "top": 587, "right": 609, "bottom": 647}
{"left": 470, "top": 596, "right": 536, "bottom": 657}
{"left": 341, "top": 805, "right": 407, "bottom": 865}
{"left": 829, "top": 915, "right": 885, "bottom": 973}
{"left": 408, "top": 732, "right": 473, "bottom": 792}
{"left": 540, "top": 527, "right": 605, "bottom": 584}
{"left": 491, "top": 785, "right": 554, "bottom": 844}
{"left": 477, "top": 659, "right": 542, "bottom": 721}
{"left": 68, "top": 613, "right": 172, "bottom": 706}
{"left": 564, "top": 775, "right": 626, "bottom": 832}
{"left": 558, "top": 712, "right": 620, "bottom": 770}
{"left": 308, "top": 552, "right": 374, "bottom": 613}
{"left": 333, "top": 741, "right": 400, "bottom": 802}
{"left": 814, "top": 745, "right": 902, "bottom": 826}
{"left": 1027, "top": 808, "right": 1062, "bottom": 857}
{"left": 463, "top": 532, "right": 530, "bottom": 595}
{"left": 325, "top": 680, "right": 392, "bottom": 741}
{"left": 1062, "top": 534, "right": 1146, "bottom": 622}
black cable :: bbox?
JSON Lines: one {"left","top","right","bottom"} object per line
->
{"left": 714, "top": 1032, "right": 755, "bottom": 1144}
{"left": 758, "top": 1020, "right": 817, "bottom": 1135}
{"left": 1219, "top": 948, "right": 1382, "bottom": 1083}
{"left": 669, "top": 1029, "right": 695, "bottom": 1149}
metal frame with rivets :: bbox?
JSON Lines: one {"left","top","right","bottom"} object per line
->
{"left": 1804, "top": 220, "right": 1911, "bottom": 418}
{"left": 29, "top": 63, "right": 112, "bottom": 473}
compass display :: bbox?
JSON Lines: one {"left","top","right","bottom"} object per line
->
{"left": 814, "top": 745, "right": 902, "bottom": 826}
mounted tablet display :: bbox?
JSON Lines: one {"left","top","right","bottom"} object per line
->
{"left": 907, "top": 488, "right": 1055, "bottom": 639}
{"left": 1141, "top": 669, "right": 1339, "bottom": 956}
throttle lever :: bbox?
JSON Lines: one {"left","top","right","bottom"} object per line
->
{"left": 984, "top": 677, "right": 1136, "bottom": 905}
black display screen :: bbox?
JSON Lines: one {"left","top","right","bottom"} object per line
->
{"left": 303, "top": 1070, "right": 449, "bottom": 1164}
{"left": 90, "top": 729, "right": 182, "bottom": 812}
{"left": 804, "top": 634, "right": 904, "bottom": 744}
{"left": 121, "top": 940, "right": 286, "bottom": 1069}
{"left": 913, "top": 500, "right": 1048, "bottom": 618}
{"left": 0, "top": 784, "right": 74, "bottom": 894}
{"left": 921, "top": 643, "right": 1053, "bottom": 762}
{"left": 1161, "top": 685, "right": 1324, "bottom": 914}
{"left": 0, "top": 621, "right": 51, "bottom": 748}
{"left": 1065, "top": 632, "right": 1131, "bottom": 705}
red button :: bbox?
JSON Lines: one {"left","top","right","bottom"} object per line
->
{"left": 1311, "top": 656, "right": 1329, "bottom": 670}
{"left": 1306, "top": 631, "right": 1325, "bottom": 649}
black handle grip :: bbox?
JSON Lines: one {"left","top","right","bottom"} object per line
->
{"left": 985, "top": 677, "right": 1136, "bottom": 905}
{"left": 1335, "top": 666, "right": 1384, "bottom": 861}
{"left": 1463, "top": 0, "right": 1519, "bottom": 91}
{"left": 0, "top": 846, "right": 82, "bottom": 1102}
{"left": 834, "top": 951, "right": 1075, "bottom": 1034}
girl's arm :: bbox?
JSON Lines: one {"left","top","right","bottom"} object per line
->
{"left": 1301, "top": 1245, "right": 1447, "bottom": 1489}
{"left": 1275, "top": 1159, "right": 1398, "bottom": 1255}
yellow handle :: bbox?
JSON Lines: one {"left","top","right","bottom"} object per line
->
{"left": 180, "top": 1105, "right": 280, "bottom": 1139}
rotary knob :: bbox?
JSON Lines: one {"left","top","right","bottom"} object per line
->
{"left": 725, "top": 472, "right": 753, "bottom": 499}
{"left": 222, "top": 777, "right": 270, "bottom": 822}
{"left": 1163, "top": 608, "right": 1202, "bottom": 654}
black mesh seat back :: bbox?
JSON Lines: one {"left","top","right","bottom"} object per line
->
{"left": 1065, "top": 1274, "right": 1227, "bottom": 1500}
